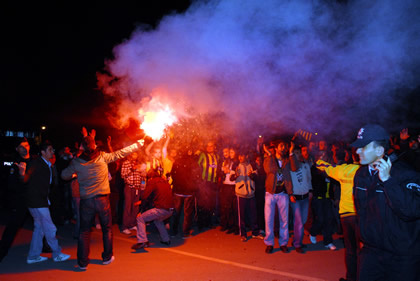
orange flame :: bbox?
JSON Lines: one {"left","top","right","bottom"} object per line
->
{"left": 139, "top": 104, "right": 177, "bottom": 140}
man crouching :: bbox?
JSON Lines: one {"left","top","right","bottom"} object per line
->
{"left": 131, "top": 168, "right": 174, "bottom": 250}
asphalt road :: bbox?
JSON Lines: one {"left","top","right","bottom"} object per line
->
{"left": 0, "top": 219, "right": 345, "bottom": 281}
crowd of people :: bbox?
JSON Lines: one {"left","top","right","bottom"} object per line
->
{"left": 0, "top": 124, "right": 419, "bottom": 281}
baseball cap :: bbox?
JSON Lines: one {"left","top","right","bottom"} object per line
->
{"left": 351, "top": 124, "right": 389, "bottom": 148}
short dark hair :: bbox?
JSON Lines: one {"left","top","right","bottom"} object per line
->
{"left": 40, "top": 140, "right": 53, "bottom": 152}
{"left": 372, "top": 140, "right": 390, "bottom": 152}
{"left": 15, "top": 137, "right": 29, "bottom": 148}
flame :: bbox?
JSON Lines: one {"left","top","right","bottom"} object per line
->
{"left": 139, "top": 103, "right": 177, "bottom": 140}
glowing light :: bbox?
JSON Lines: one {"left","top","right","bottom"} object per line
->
{"left": 41, "top": 126, "right": 46, "bottom": 130}
{"left": 139, "top": 104, "right": 177, "bottom": 140}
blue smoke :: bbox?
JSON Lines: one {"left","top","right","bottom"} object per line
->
{"left": 99, "top": 0, "right": 420, "bottom": 141}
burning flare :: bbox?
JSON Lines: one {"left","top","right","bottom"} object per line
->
{"left": 139, "top": 103, "right": 177, "bottom": 140}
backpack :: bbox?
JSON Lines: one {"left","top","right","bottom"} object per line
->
{"left": 235, "top": 164, "right": 255, "bottom": 198}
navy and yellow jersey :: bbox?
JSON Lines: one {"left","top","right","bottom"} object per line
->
{"left": 198, "top": 152, "right": 219, "bottom": 183}
{"left": 316, "top": 159, "right": 359, "bottom": 216}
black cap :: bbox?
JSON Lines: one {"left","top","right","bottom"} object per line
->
{"left": 351, "top": 124, "right": 389, "bottom": 148}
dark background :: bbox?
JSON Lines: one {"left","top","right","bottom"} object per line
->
{"left": 0, "top": 1, "right": 191, "bottom": 148}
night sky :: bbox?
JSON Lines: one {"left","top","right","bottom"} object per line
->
{"left": 1, "top": 0, "right": 419, "bottom": 148}
{"left": 1, "top": 1, "right": 191, "bottom": 145}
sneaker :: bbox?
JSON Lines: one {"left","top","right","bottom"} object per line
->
{"left": 78, "top": 265, "right": 88, "bottom": 270}
{"left": 309, "top": 235, "right": 317, "bottom": 244}
{"left": 265, "top": 246, "right": 274, "bottom": 254}
{"left": 295, "top": 247, "right": 305, "bottom": 254}
{"left": 325, "top": 243, "right": 337, "bottom": 251}
{"left": 241, "top": 236, "right": 247, "bottom": 242}
{"left": 252, "top": 234, "right": 265, "bottom": 240}
{"left": 121, "top": 229, "right": 132, "bottom": 235}
{"left": 103, "top": 256, "right": 115, "bottom": 265}
{"left": 53, "top": 253, "right": 71, "bottom": 262}
{"left": 27, "top": 256, "right": 48, "bottom": 264}
{"left": 131, "top": 241, "right": 149, "bottom": 250}
{"left": 160, "top": 240, "right": 171, "bottom": 246}
{"left": 280, "top": 246, "right": 289, "bottom": 253}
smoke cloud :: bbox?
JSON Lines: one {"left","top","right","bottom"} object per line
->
{"left": 97, "top": 0, "right": 420, "bottom": 143}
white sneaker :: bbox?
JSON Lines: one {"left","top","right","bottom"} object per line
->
{"left": 309, "top": 235, "right": 317, "bottom": 244}
{"left": 27, "top": 256, "right": 48, "bottom": 264}
{"left": 121, "top": 229, "right": 132, "bottom": 235}
{"left": 103, "top": 256, "right": 115, "bottom": 265}
{"left": 53, "top": 253, "right": 71, "bottom": 262}
{"left": 130, "top": 226, "right": 137, "bottom": 231}
{"left": 325, "top": 243, "right": 337, "bottom": 251}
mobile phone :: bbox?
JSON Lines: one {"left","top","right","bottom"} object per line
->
{"left": 383, "top": 153, "right": 398, "bottom": 163}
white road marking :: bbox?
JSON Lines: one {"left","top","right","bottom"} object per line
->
{"left": 114, "top": 235, "right": 326, "bottom": 281}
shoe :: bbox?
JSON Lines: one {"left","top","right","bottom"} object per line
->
{"left": 309, "top": 235, "right": 317, "bottom": 244}
{"left": 226, "top": 228, "right": 234, "bottom": 234}
{"left": 252, "top": 234, "right": 265, "bottom": 240}
{"left": 295, "top": 247, "right": 305, "bottom": 254}
{"left": 182, "top": 233, "right": 192, "bottom": 239}
{"left": 53, "top": 253, "right": 71, "bottom": 262}
{"left": 78, "top": 264, "right": 88, "bottom": 270}
{"left": 280, "top": 246, "right": 289, "bottom": 253}
{"left": 121, "top": 229, "right": 132, "bottom": 235}
{"left": 96, "top": 224, "right": 101, "bottom": 230}
{"left": 241, "top": 236, "right": 247, "bottom": 242}
{"left": 160, "top": 240, "right": 171, "bottom": 246}
{"left": 103, "top": 256, "right": 115, "bottom": 265}
{"left": 27, "top": 256, "right": 48, "bottom": 264}
{"left": 265, "top": 246, "right": 274, "bottom": 254}
{"left": 131, "top": 241, "right": 149, "bottom": 250}
{"left": 325, "top": 243, "right": 337, "bottom": 251}
{"left": 130, "top": 226, "right": 137, "bottom": 230}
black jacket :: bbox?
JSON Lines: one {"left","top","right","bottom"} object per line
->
{"left": 353, "top": 162, "right": 420, "bottom": 256}
{"left": 172, "top": 155, "right": 200, "bottom": 196}
{"left": 24, "top": 157, "right": 54, "bottom": 208}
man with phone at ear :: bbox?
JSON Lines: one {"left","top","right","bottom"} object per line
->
{"left": 352, "top": 124, "right": 420, "bottom": 281}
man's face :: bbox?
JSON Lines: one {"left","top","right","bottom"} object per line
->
{"left": 169, "top": 149, "right": 177, "bottom": 159}
{"left": 206, "top": 142, "right": 215, "bottom": 153}
{"left": 223, "top": 148, "right": 229, "bottom": 158}
{"left": 131, "top": 152, "right": 138, "bottom": 160}
{"left": 301, "top": 146, "right": 309, "bottom": 160}
{"left": 152, "top": 148, "right": 161, "bottom": 159}
{"left": 238, "top": 155, "right": 246, "bottom": 163}
{"left": 41, "top": 146, "right": 55, "bottom": 161}
{"left": 229, "top": 149, "right": 236, "bottom": 159}
{"left": 276, "top": 142, "right": 287, "bottom": 155}
{"left": 356, "top": 142, "right": 382, "bottom": 165}
{"left": 16, "top": 141, "right": 30, "bottom": 158}
{"left": 319, "top": 141, "right": 327, "bottom": 151}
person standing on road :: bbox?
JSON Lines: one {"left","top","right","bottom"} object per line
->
{"left": 62, "top": 133, "right": 144, "bottom": 270}
{"left": 352, "top": 124, "right": 420, "bottom": 281}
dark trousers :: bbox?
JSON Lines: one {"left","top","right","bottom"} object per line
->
{"left": 122, "top": 186, "right": 140, "bottom": 230}
{"left": 0, "top": 204, "right": 28, "bottom": 261}
{"left": 172, "top": 194, "right": 195, "bottom": 235}
{"left": 340, "top": 215, "right": 360, "bottom": 281}
{"left": 309, "top": 198, "right": 334, "bottom": 245}
{"left": 196, "top": 181, "right": 217, "bottom": 228}
{"left": 219, "top": 184, "right": 237, "bottom": 231}
{"left": 237, "top": 196, "right": 259, "bottom": 237}
{"left": 358, "top": 246, "right": 420, "bottom": 281}
{"left": 78, "top": 195, "right": 113, "bottom": 267}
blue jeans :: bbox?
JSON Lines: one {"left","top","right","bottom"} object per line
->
{"left": 78, "top": 195, "right": 113, "bottom": 267}
{"left": 28, "top": 208, "right": 62, "bottom": 259}
{"left": 264, "top": 192, "right": 289, "bottom": 247}
{"left": 290, "top": 198, "right": 309, "bottom": 247}
{"left": 136, "top": 208, "right": 172, "bottom": 243}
